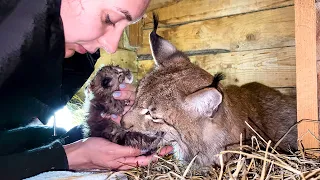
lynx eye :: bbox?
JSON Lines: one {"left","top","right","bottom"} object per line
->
{"left": 146, "top": 114, "right": 164, "bottom": 124}
{"left": 141, "top": 109, "right": 164, "bottom": 124}
{"left": 101, "top": 77, "right": 112, "bottom": 88}
{"left": 140, "top": 109, "right": 149, "bottom": 115}
{"left": 151, "top": 118, "right": 164, "bottom": 124}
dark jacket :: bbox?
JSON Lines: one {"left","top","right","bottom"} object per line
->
{"left": 0, "top": 0, "right": 99, "bottom": 179}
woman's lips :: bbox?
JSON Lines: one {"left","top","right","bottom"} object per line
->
{"left": 76, "top": 44, "right": 87, "bottom": 54}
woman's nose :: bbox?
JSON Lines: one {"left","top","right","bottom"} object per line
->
{"left": 98, "top": 27, "right": 124, "bottom": 54}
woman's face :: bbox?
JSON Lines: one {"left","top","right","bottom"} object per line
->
{"left": 61, "top": 0, "right": 150, "bottom": 58}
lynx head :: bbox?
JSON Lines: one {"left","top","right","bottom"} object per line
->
{"left": 85, "top": 65, "right": 133, "bottom": 99}
{"left": 122, "top": 14, "right": 225, "bottom": 164}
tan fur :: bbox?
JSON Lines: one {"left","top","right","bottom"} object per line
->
{"left": 122, "top": 15, "right": 297, "bottom": 166}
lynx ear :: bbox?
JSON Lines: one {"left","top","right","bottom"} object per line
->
{"left": 149, "top": 13, "right": 179, "bottom": 67}
{"left": 184, "top": 88, "right": 222, "bottom": 117}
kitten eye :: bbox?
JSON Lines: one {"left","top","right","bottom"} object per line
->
{"left": 101, "top": 77, "right": 112, "bottom": 88}
{"left": 105, "top": 14, "right": 115, "bottom": 26}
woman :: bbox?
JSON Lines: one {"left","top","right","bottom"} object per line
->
{"left": 0, "top": 0, "right": 172, "bottom": 179}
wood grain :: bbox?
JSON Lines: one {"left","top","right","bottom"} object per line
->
{"left": 143, "top": 0, "right": 293, "bottom": 28}
{"left": 295, "top": 0, "right": 319, "bottom": 149}
{"left": 96, "top": 49, "right": 137, "bottom": 72}
{"left": 138, "top": 47, "right": 296, "bottom": 88}
{"left": 317, "top": 2, "right": 320, "bottom": 120}
{"left": 138, "top": 6, "right": 295, "bottom": 56}
{"left": 127, "top": 21, "right": 143, "bottom": 48}
{"left": 146, "top": 0, "right": 181, "bottom": 12}
{"left": 317, "top": 2, "right": 320, "bottom": 62}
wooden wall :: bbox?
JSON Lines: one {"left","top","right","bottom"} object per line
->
{"left": 136, "top": 0, "right": 296, "bottom": 95}
{"left": 317, "top": 2, "right": 320, "bottom": 120}
{"left": 295, "top": 0, "right": 319, "bottom": 149}
{"left": 74, "top": 0, "right": 297, "bottom": 99}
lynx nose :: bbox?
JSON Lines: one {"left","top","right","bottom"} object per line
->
{"left": 121, "top": 115, "right": 134, "bottom": 129}
{"left": 121, "top": 120, "right": 133, "bottom": 129}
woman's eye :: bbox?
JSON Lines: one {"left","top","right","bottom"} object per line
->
{"left": 105, "top": 14, "right": 115, "bottom": 26}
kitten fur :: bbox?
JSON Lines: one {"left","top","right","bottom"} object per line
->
{"left": 82, "top": 65, "right": 162, "bottom": 153}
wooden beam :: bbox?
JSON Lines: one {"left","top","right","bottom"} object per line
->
{"left": 138, "top": 6, "right": 295, "bottom": 56}
{"left": 146, "top": 0, "right": 180, "bottom": 12}
{"left": 127, "top": 21, "right": 143, "bottom": 48}
{"left": 317, "top": 2, "right": 320, "bottom": 120}
{"left": 138, "top": 47, "right": 296, "bottom": 88}
{"left": 95, "top": 49, "right": 138, "bottom": 73}
{"left": 295, "top": 0, "right": 319, "bottom": 149}
{"left": 143, "top": 0, "right": 293, "bottom": 29}
{"left": 317, "top": 2, "right": 320, "bottom": 62}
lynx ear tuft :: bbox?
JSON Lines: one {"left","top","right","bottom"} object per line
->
{"left": 149, "top": 12, "right": 178, "bottom": 67}
{"left": 208, "top": 73, "right": 225, "bottom": 88}
{"left": 152, "top": 12, "right": 159, "bottom": 33}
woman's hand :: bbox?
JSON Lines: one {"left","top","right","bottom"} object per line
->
{"left": 63, "top": 137, "right": 173, "bottom": 170}
{"left": 111, "top": 83, "right": 136, "bottom": 124}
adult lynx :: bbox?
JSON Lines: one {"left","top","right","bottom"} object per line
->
{"left": 122, "top": 14, "right": 297, "bottom": 166}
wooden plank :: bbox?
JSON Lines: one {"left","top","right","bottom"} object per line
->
{"left": 138, "top": 6, "right": 295, "bottom": 55}
{"left": 138, "top": 47, "right": 296, "bottom": 88}
{"left": 144, "top": 0, "right": 293, "bottom": 28}
{"left": 295, "top": 0, "right": 319, "bottom": 149}
{"left": 146, "top": 0, "right": 180, "bottom": 12}
{"left": 317, "top": 61, "right": 320, "bottom": 120}
{"left": 137, "top": 58, "right": 154, "bottom": 80}
{"left": 127, "top": 21, "right": 143, "bottom": 48}
{"left": 96, "top": 49, "right": 137, "bottom": 73}
{"left": 317, "top": 2, "right": 320, "bottom": 120}
{"left": 317, "top": 2, "right": 320, "bottom": 61}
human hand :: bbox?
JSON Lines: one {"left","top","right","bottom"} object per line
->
{"left": 63, "top": 137, "right": 173, "bottom": 171}
{"left": 111, "top": 83, "right": 136, "bottom": 124}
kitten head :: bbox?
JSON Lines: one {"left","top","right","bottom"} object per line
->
{"left": 85, "top": 65, "right": 133, "bottom": 98}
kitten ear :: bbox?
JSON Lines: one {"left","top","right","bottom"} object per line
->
{"left": 149, "top": 13, "right": 179, "bottom": 67}
{"left": 184, "top": 88, "right": 222, "bottom": 117}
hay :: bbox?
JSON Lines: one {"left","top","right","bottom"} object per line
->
{"left": 101, "top": 120, "right": 320, "bottom": 180}
{"left": 65, "top": 97, "right": 320, "bottom": 179}
{"left": 66, "top": 94, "right": 86, "bottom": 126}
